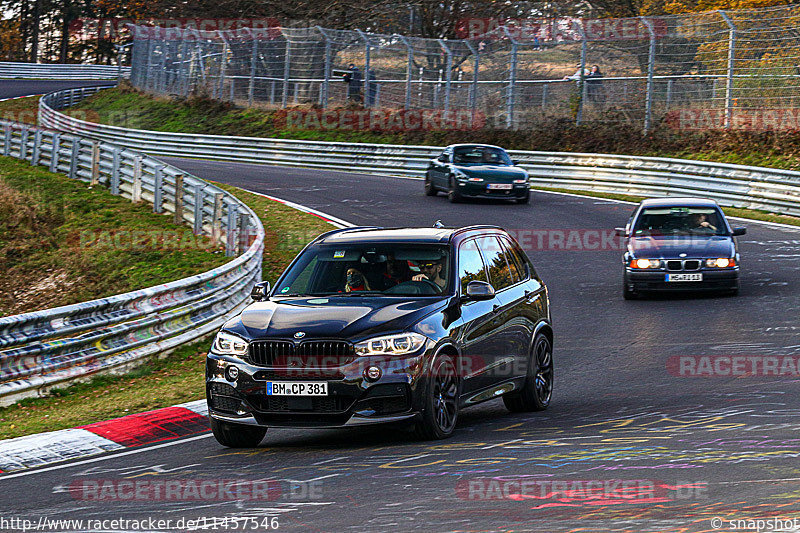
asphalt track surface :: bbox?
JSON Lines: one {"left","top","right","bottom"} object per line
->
{"left": 3, "top": 82, "right": 800, "bottom": 532}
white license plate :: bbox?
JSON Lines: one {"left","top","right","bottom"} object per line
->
{"left": 666, "top": 273, "right": 703, "bottom": 282}
{"left": 266, "top": 381, "right": 328, "bottom": 396}
{"left": 487, "top": 183, "right": 513, "bottom": 190}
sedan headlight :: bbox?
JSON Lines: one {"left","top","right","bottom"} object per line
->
{"left": 706, "top": 258, "right": 736, "bottom": 268}
{"left": 354, "top": 333, "right": 428, "bottom": 356}
{"left": 629, "top": 258, "right": 662, "bottom": 269}
{"left": 212, "top": 331, "right": 249, "bottom": 356}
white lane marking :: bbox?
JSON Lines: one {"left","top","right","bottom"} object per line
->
{"left": 0, "top": 433, "right": 214, "bottom": 480}
{"left": 481, "top": 439, "right": 523, "bottom": 450}
{"left": 239, "top": 188, "right": 355, "bottom": 229}
{"left": 388, "top": 453, "right": 434, "bottom": 464}
{"left": 534, "top": 189, "right": 800, "bottom": 232}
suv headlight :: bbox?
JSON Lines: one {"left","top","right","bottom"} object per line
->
{"left": 212, "top": 331, "right": 248, "bottom": 356}
{"left": 354, "top": 333, "right": 428, "bottom": 356}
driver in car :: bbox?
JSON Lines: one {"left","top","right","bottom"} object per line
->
{"left": 345, "top": 267, "right": 371, "bottom": 292}
{"left": 412, "top": 259, "right": 447, "bottom": 291}
{"left": 380, "top": 255, "right": 410, "bottom": 290}
{"left": 690, "top": 213, "right": 717, "bottom": 232}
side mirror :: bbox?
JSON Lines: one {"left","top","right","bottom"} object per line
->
{"left": 615, "top": 227, "right": 628, "bottom": 237}
{"left": 511, "top": 159, "right": 520, "bottom": 166}
{"left": 437, "top": 155, "right": 448, "bottom": 163}
{"left": 732, "top": 227, "right": 746, "bottom": 236}
{"left": 464, "top": 280, "right": 496, "bottom": 301}
{"left": 251, "top": 281, "right": 271, "bottom": 301}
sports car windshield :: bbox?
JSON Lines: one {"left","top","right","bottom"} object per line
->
{"left": 453, "top": 146, "right": 512, "bottom": 166}
{"left": 633, "top": 207, "right": 728, "bottom": 236}
{"left": 275, "top": 244, "right": 452, "bottom": 297}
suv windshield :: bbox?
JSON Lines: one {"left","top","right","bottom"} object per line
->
{"left": 633, "top": 207, "right": 728, "bottom": 236}
{"left": 275, "top": 244, "right": 452, "bottom": 297}
{"left": 453, "top": 146, "right": 512, "bottom": 166}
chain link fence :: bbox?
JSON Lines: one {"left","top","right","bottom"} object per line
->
{"left": 128, "top": 4, "right": 800, "bottom": 132}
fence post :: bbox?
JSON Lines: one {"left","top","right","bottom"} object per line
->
{"left": 503, "top": 28, "right": 519, "bottom": 129}
{"left": 317, "top": 27, "right": 331, "bottom": 109}
{"left": 31, "top": 130, "right": 41, "bottom": 166}
{"left": 3, "top": 125, "right": 10, "bottom": 157}
{"left": 542, "top": 83, "right": 549, "bottom": 111}
{"left": 69, "top": 139, "right": 80, "bottom": 180}
{"left": 282, "top": 39, "right": 291, "bottom": 107}
{"left": 641, "top": 17, "right": 657, "bottom": 134}
{"left": 575, "top": 22, "right": 587, "bottom": 126}
{"left": 193, "top": 185, "right": 204, "bottom": 235}
{"left": 132, "top": 155, "right": 142, "bottom": 202}
{"left": 247, "top": 28, "right": 258, "bottom": 106}
{"left": 174, "top": 174, "right": 184, "bottom": 225}
{"left": 463, "top": 40, "right": 480, "bottom": 121}
{"left": 217, "top": 31, "right": 229, "bottom": 100}
{"left": 719, "top": 11, "right": 736, "bottom": 129}
{"left": 153, "top": 166, "right": 164, "bottom": 212}
{"left": 212, "top": 192, "right": 223, "bottom": 244}
{"left": 399, "top": 35, "right": 413, "bottom": 110}
{"left": 225, "top": 201, "right": 238, "bottom": 257}
{"left": 111, "top": 148, "right": 120, "bottom": 195}
{"left": 90, "top": 141, "right": 100, "bottom": 185}
{"left": 438, "top": 39, "right": 453, "bottom": 113}
{"left": 49, "top": 133, "right": 60, "bottom": 172}
{"left": 666, "top": 79, "right": 673, "bottom": 110}
{"left": 357, "top": 29, "right": 371, "bottom": 107}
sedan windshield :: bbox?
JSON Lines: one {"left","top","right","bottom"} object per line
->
{"left": 633, "top": 207, "right": 728, "bottom": 236}
{"left": 275, "top": 244, "right": 452, "bottom": 297}
{"left": 453, "top": 146, "right": 512, "bottom": 166}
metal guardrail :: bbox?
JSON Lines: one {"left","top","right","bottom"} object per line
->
{"left": 0, "top": 92, "right": 264, "bottom": 406}
{"left": 39, "top": 86, "right": 800, "bottom": 217}
{"left": 0, "top": 62, "right": 130, "bottom": 80}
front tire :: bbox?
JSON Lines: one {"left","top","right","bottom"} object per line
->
{"left": 516, "top": 190, "right": 531, "bottom": 204}
{"left": 623, "top": 272, "right": 638, "bottom": 300}
{"left": 424, "top": 174, "right": 437, "bottom": 196}
{"left": 447, "top": 177, "right": 462, "bottom": 203}
{"left": 503, "top": 332, "right": 553, "bottom": 412}
{"left": 415, "top": 353, "right": 460, "bottom": 440}
{"left": 210, "top": 417, "right": 267, "bottom": 448}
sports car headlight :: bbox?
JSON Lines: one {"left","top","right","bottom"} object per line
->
{"left": 513, "top": 179, "right": 528, "bottom": 184}
{"left": 212, "top": 331, "right": 248, "bottom": 356}
{"left": 706, "top": 258, "right": 736, "bottom": 268}
{"left": 354, "top": 333, "right": 428, "bottom": 356}
{"left": 453, "top": 169, "right": 469, "bottom": 180}
{"left": 630, "top": 258, "right": 662, "bottom": 269}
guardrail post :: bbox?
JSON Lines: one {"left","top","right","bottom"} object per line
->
{"left": 719, "top": 11, "right": 737, "bottom": 129}
{"left": 174, "top": 174, "right": 184, "bottom": 225}
{"left": 31, "top": 130, "right": 41, "bottom": 166}
{"left": 69, "top": 139, "right": 79, "bottom": 180}
{"left": 153, "top": 166, "right": 164, "bottom": 212}
{"left": 575, "top": 22, "right": 587, "bottom": 126}
{"left": 19, "top": 129, "right": 28, "bottom": 160}
{"left": 49, "top": 133, "right": 60, "bottom": 172}
{"left": 237, "top": 212, "right": 249, "bottom": 254}
{"left": 111, "top": 148, "right": 120, "bottom": 195}
{"left": 90, "top": 141, "right": 100, "bottom": 185}
{"left": 3, "top": 126, "right": 10, "bottom": 157}
{"left": 282, "top": 40, "right": 291, "bottom": 107}
{"left": 132, "top": 155, "right": 142, "bottom": 202}
{"left": 212, "top": 192, "right": 223, "bottom": 244}
{"left": 225, "top": 201, "right": 238, "bottom": 257}
{"left": 642, "top": 17, "right": 657, "bottom": 134}
{"left": 503, "top": 28, "right": 519, "bottom": 129}
{"left": 193, "top": 184, "right": 203, "bottom": 235}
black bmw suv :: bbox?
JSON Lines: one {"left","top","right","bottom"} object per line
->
{"left": 206, "top": 225, "right": 553, "bottom": 447}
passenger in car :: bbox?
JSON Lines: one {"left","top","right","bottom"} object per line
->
{"left": 344, "top": 267, "right": 371, "bottom": 292}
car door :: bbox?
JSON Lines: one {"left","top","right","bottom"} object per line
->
{"left": 454, "top": 238, "right": 499, "bottom": 395}
{"left": 474, "top": 235, "right": 518, "bottom": 391}
{"left": 430, "top": 149, "right": 451, "bottom": 189}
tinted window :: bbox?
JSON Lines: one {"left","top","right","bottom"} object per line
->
{"left": 453, "top": 146, "right": 512, "bottom": 166}
{"left": 498, "top": 238, "right": 523, "bottom": 283}
{"left": 458, "top": 239, "right": 488, "bottom": 294}
{"left": 633, "top": 206, "right": 727, "bottom": 236}
{"left": 504, "top": 238, "right": 534, "bottom": 279}
{"left": 477, "top": 236, "right": 513, "bottom": 290}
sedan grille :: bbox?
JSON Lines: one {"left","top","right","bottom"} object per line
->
{"left": 248, "top": 340, "right": 355, "bottom": 368}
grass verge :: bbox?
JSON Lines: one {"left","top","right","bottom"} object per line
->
{"left": 0, "top": 172, "right": 334, "bottom": 440}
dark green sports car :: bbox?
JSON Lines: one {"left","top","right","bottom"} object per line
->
{"left": 424, "top": 144, "right": 530, "bottom": 204}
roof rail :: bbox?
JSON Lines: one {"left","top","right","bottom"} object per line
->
{"left": 451, "top": 225, "right": 505, "bottom": 239}
{"left": 312, "top": 226, "right": 384, "bottom": 243}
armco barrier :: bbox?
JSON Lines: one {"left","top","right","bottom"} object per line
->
{"left": 0, "top": 61, "right": 129, "bottom": 80}
{"left": 39, "top": 87, "right": 800, "bottom": 217}
{"left": 0, "top": 97, "right": 264, "bottom": 406}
